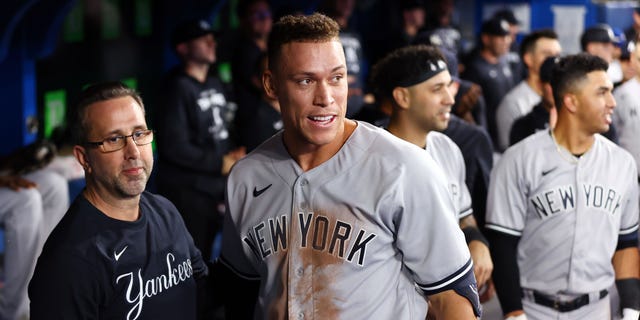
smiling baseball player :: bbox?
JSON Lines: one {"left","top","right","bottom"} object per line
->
{"left": 486, "top": 54, "right": 640, "bottom": 320}
{"left": 215, "top": 13, "right": 480, "bottom": 319}
{"left": 370, "top": 44, "right": 493, "bottom": 291}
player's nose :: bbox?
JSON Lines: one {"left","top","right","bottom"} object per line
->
{"left": 313, "top": 81, "right": 335, "bottom": 107}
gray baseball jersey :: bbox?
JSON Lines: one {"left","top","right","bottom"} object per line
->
{"left": 221, "top": 121, "right": 473, "bottom": 319}
{"left": 425, "top": 131, "right": 473, "bottom": 220}
{"left": 486, "top": 130, "right": 639, "bottom": 294}
{"left": 613, "top": 77, "right": 640, "bottom": 175}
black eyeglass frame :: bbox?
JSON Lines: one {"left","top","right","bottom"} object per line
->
{"left": 85, "top": 129, "right": 154, "bottom": 153}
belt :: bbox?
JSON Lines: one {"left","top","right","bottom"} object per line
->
{"left": 525, "top": 289, "right": 608, "bottom": 312}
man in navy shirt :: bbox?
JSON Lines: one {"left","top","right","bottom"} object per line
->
{"left": 29, "top": 82, "right": 208, "bottom": 319}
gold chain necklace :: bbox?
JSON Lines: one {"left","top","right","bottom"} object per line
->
{"left": 550, "top": 130, "right": 579, "bottom": 164}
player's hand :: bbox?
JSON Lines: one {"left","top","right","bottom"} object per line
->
{"left": 455, "top": 83, "right": 481, "bottom": 116}
{"left": 0, "top": 175, "right": 37, "bottom": 191}
{"left": 221, "top": 147, "right": 247, "bottom": 176}
{"left": 468, "top": 240, "right": 493, "bottom": 288}
{"left": 479, "top": 279, "right": 495, "bottom": 303}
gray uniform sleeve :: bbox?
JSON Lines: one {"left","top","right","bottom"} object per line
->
{"left": 486, "top": 149, "right": 528, "bottom": 236}
{"left": 395, "top": 152, "right": 472, "bottom": 292}
{"left": 619, "top": 159, "right": 639, "bottom": 236}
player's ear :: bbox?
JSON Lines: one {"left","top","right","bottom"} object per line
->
{"left": 73, "top": 145, "right": 92, "bottom": 174}
{"left": 263, "top": 70, "right": 278, "bottom": 100}
{"left": 175, "top": 43, "right": 188, "bottom": 57}
{"left": 563, "top": 93, "right": 579, "bottom": 113}
{"left": 392, "top": 87, "right": 410, "bottom": 110}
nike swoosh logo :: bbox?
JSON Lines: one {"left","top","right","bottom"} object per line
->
{"left": 253, "top": 184, "right": 272, "bottom": 197}
{"left": 542, "top": 167, "right": 557, "bottom": 176}
{"left": 114, "top": 245, "right": 128, "bottom": 261}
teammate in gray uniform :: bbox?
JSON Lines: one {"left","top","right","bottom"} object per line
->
{"left": 370, "top": 44, "right": 493, "bottom": 292}
{"left": 216, "top": 13, "right": 480, "bottom": 319}
{"left": 486, "top": 53, "right": 640, "bottom": 320}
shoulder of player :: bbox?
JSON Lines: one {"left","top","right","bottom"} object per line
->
{"left": 229, "top": 133, "right": 284, "bottom": 175}
{"left": 497, "top": 80, "right": 527, "bottom": 108}
{"left": 427, "top": 131, "right": 464, "bottom": 160}
{"left": 140, "top": 192, "right": 181, "bottom": 219}
{"left": 594, "top": 134, "right": 636, "bottom": 163}
{"left": 499, "top": 130, "right": 551, "bottom": 163}
{"left": 362, "top": 124, "right": 442, "bottom": 173}
{"left": 613, "top": 78, "right": 639, "bottom": 103}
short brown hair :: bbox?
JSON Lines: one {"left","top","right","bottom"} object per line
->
{"left": 71, "top": 82, "right": 144, "bottom": 145}
{"left": 267, "top": 13, "right": 340, "bottom": 71}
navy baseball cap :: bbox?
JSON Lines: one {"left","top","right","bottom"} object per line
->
{"left": 481, "top": 18, "right": 511, "bottom": 36}
{"left": 171, "top": 19, "right": 215, "bottom": 47}
{"left": 581, "top": 24, "right": 615, "bottom": 48}
{"left": 493, "top": 9, "right": 519, "bottom": 25}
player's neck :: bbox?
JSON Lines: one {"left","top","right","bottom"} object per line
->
{"left": 285, "top": 119, "right": 357, "bottom": 172}
{"left": 552, "top": 124, "right": 595, "bottom": 156}
{"left": 387, "top": 120, "right": 428, "bottom": 149}
{"left": 526, "top": 73, "right": 542, "bottom": 95}
{"left": 480, "top": 49, "right": 499, "bottom": 64}
{"left": 184, "top": 62, "right": 210, "bottom": 83}
{"left": 82, "top": 186, "right": 141, "bottom": 222}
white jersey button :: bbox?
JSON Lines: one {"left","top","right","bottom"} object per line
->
{"left": 297, "top": 312, "right": 305, "bottom": 319}
{"left": 301, "top": 180, "right": 308, "bottom": 186}
{"left": 296, "top": 267, "right": 304, "bottom": 277}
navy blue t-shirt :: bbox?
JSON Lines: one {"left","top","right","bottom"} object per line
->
{"left": 29, "top": 192, "right": 207, "bottom": 320}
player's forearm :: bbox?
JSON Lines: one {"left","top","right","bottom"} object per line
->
{"left": 613, "top": 247, "right": 640, "bottom": 279}
{"left": 428, "top": 289, "right": 477, "bottom": 319}
{"left": 487, "top": 229, "right": 524, "bottom": 314}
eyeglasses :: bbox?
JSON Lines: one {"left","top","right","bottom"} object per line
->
{"left": 86, "top": 129, "right": 154, "bottom": 153}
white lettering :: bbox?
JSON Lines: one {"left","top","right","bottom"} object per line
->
{"left": 115, "top": 253, "right": 194, "bottom": 320}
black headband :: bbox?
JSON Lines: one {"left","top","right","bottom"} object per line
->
{"left": 395, "top": 59, "right": 448, "bottom": 87}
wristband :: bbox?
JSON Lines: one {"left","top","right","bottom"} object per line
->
{"left": 616, "top": 278, "right": 640, "bottom": 310}
{"left": 462, "top": 226, "right": 489, "bottom": 247}
{"left": 505, "top": 313, "right": 527, "bottom": 320}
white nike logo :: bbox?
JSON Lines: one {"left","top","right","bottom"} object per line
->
{"left": 114, "top": 245, "right": 128, "bottom": 261}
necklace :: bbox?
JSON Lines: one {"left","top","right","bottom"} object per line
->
{"left": 550, "top": 130, "right": 579, "bottom": 164}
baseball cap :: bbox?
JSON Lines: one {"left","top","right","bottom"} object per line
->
{"left": 171, "top": 19, "right": 214, "bottom": 47}
{"left": 581, "top": 24, "right": 615, "bottom": 47}
{"left": 493, "top": 9, "right": 519, "bottom": 25}
{"left": 539, "top": 56, "right": 559, "bottom": 83}
{"left": 481, "top": 18, "right": 511, "bottom": 36}
{"left": 612, "top": 27, "right": 626, "bottom": 47}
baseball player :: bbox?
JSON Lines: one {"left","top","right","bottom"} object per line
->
{"left": 370, "top": 44, "right": 493, "bottom": 290}
{"left": 486, "top": 53, "right": 640, "bottom": 320}
{"left": 613, "top": 40, "right": 640, "bottom": 176}
{"left": 215, "top": 13, "right": 480, "bottom": 319}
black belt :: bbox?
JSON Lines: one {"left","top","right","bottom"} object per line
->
{"left": 530, "top": 289, "right": 608, "bottom": 312}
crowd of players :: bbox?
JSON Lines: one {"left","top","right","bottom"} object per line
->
{"left": 3, "top": 0, "right": 640, "bottom": 319}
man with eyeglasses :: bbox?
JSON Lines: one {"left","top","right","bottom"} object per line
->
{"left": 29, "top": 82, "right": 208, "bottom": 320}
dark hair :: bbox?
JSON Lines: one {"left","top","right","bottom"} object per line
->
{"left": 518, "top": 29, "right": 558, "bottom": 61}
{"left": 550, "top": 53, "right": 608, "bottom": 110}
{"left": 267, "top": 13, "right": 340, "bottom": 72}
{"left": 71, "top": 82, "right": 144, "bottom": 145}
{"left": 370, "top": 44, "right": 445, "bottom": 101}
